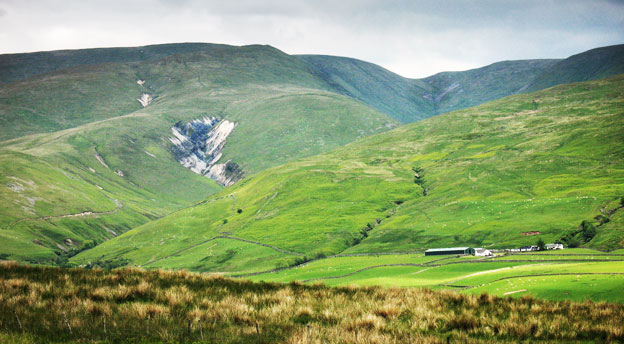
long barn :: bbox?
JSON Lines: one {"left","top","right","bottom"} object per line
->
{"left": 425, "top": 247, "right": 474, "bottom": 256}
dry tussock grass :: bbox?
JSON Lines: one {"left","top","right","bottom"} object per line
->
{"left": 0, "top": 261, "right": 622, "bottom": 343}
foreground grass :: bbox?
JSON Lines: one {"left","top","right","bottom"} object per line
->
{"left": 1, "top": 262, "right": 623, "bottom": 343}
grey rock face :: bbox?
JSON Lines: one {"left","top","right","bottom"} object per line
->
{"left": 169, "top": 117, "right": 243, "bottom": 186}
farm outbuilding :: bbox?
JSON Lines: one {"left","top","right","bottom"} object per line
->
{"left": 474, "top": 248, "right": 493, "bottom": 256}
{"left": 425, "top": 247, "right": 474, "bottom": 256}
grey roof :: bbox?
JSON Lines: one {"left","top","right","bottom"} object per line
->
{"left": 425, "top": 247, "right": 471, "bottom": 252}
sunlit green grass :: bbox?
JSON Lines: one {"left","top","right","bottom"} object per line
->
{"left": 245, "top": 252, "right": 624, "bottom": 302}
{"left": 77, "top": 75, "right": 624, "bottom": 273}
{"left": 0, "top": 45, "right": 396, "bottom": 262}
{"left": 466, "top": 274, "right": 624, "bottom": 303}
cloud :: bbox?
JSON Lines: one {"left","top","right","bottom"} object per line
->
{"left": 0, "top": 0, "right": 622, "bottom": 77}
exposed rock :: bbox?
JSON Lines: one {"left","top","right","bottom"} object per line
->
{"left": 7, "top": 182, "right": 24, "bottom": 192}
{"left": 145, "top": 150, "right": 156, "bottom": 158}
{"left": 94, "top": 152, "right": 109, "bottom": 168}
{"left": 138, "top": 93, "right": 152, "bottom": 107}
{"left": 115, "top": 170, "right": 124, "bottom": 177}
{"left": 169, "top": 117, "right": 243, "bottom": 186}
{"left": 104, "top": 227, "right": 118, "bottom": 237}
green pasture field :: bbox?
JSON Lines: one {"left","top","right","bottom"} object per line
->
{"left": 465, "top": 274, "right": 624, "bottom": 303}
{"left": 246, "top": 252, "right": 624, "bottom": 303}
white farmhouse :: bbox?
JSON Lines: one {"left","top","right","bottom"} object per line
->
{"left": 474, "top": 248, "right": 493, "bottom": 256}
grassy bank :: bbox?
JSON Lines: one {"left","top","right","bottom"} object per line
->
{"left": 1, "top": 262, "right": 623, "bottom": 343}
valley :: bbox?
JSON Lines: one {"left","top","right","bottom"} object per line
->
{"left": 72, "top": 74, "right": 624, "bottom": 278}
{"left": 0, "top": 42, "right": 622, "bottom": 317}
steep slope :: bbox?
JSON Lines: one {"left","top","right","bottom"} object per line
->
{"left": 422, "top": 59, "right": 560, "bottom": 115}
{"left": 0, "top": 44, "right": 397, "bottom": 263}
{"left": 298, "top": 44, "right": 624, "bottom": 123}
{"left": 0, "top": 63, "right": 147, "bottom": 141}
{"left": 298, "top": 55, "right": 435, "bottom": 123}
{"left": 300, "top": 54, "right": 559, "bottom": 122}
{"left": 526, "top": 44, "right": 624, "bottom": 92}
{"left": 74, "top": 75, "right": 624, "bottom": 273}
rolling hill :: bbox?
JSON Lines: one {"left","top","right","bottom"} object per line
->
{"left": 421, "top": 59, "right": 559, "bottom": 115}
{"left": 0, "top": 43, "right": 225, "bottom": 85}
{"left": 0, "top": 44, "right": 398, "bottom": 262}
{"left": 2, "top": 42, "right": 623, "bottom": 266}
{"left": 526, "top": 44, "right": 624, "bottom": 92}
{"left": 299, "top": 44, "right": 624, "bottom": 122}
{"left": 73, "top": 75, "right": 624, "bottom": 273}
{"left": 298, "top": 55, "right": 436, "bottom": 123}
{"left": 299, "top": 55, "right": 559, "bottom": 122}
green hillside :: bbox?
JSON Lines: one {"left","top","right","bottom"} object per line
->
{"left": 0, "top": 42, "right": 224, "bottom": 84}
{"left": 0, "top": 44, "right": 397, "bottom": 263}
{"left": 527, "top": 44, "right": 624, "bottom": 92}
{"left": 299, "top": 44, "right": 624, "bottom": 122}
{"left": 298, "top": 55, "right": 435, "bottom": 123}
{"left": 0, "top": 63, "right": 147, "bottom": 141}
{"left": 74, "top": 75, "right": 624, "bottom": 272}
{"left": 299, "top": 55, "right": 559, "bottom": 122}
{"left": 422, "top": 59, "right": 559, "bottom": 115}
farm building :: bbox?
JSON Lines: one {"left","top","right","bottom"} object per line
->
{"left": 546, "top": 243, "right": 564, "bottom": 250}
{"left": 474, "top": 248, "right": 493, "bottom": 256}
{"left": 425, "top": 247, "right": 474, "bottom": 256}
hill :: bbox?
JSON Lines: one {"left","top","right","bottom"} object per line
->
{"left": 526, "top": 44, "right": 624, "bottom": 92}
{"left": 0, "top": 44, "right": 397, "bottom": 263}
{"left": 298, "top": 55, "right": 435, "bottom": 123}
{"left": 422, "top": 59, "right": 559, "bottom": 115}
{"left": 0, "top": 42, "right": 224, "bottom": 85}
{"left": 299, "top": 55, "right": 559, "bottom": 122}
{"left": 73, "top": 75, "right": 624, "bottom": 273}
{"left": 299, "top": 44, "right": 624, "bottom": 122}
{"left": 2, "top": 43, "right": 623, "bottom": 266}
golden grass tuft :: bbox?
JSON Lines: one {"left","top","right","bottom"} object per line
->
{"left": 0, "top": 264, "right": 622, "bottom": 343}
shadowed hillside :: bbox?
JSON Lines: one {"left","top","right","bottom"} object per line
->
{"left": 526, "top": 44, "right": 624, "bottom": 92}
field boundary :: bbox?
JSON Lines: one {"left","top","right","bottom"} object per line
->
{"left": 140, "top": 235, "right": 304, "bottom": 268}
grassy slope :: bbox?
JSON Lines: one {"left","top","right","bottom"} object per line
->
{"left": 74, "top": 75, "right": 624, "bottom": 271}
{"left": 299, "top": 55, "right": 559, "bottom": 123}
{"left": 300, "top": 44, "right": 624, "bottom": 123}
{"left": 423, "top": 59, "right": 560, "bottom": 115}
{"left": 0, "top": 42, "right": 226, "bottom": 84}
{"left": 0, "top": 63, "right": 148, "bottom": 141}
{"left": 298, "top": 54, "right": 435, "bottom": 123}
{"left": 527, "top": 44, "right": 624, "bottom": 92}
{"left": 3, "top": 263, "right": 623, "bottom": 343}
{"left": 0, "top": 45, "right": 397, "bottom": 262}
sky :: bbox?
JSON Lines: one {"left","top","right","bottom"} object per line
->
{"left": 0, "top": 0, "right": 622, "bottom": 78}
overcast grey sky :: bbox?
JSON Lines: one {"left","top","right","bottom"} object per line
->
{"left": 0, "top": 0, "right": 622, "bottom": 77}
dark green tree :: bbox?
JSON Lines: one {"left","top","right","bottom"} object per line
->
{"left": 536, "top": 238, "right": 546, "bottom": 251}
